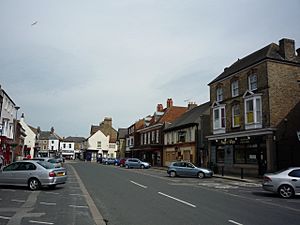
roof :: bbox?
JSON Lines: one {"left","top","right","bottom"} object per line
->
{"left": 63, "top": 136, "right": 86, "bottom": 142}
{"left": 117, "top": 128, "right": 128, "bottom": 139}
{"left": 164, "top": 102, "right": 210, "bottom": 131}
{"left": 90, "top": 124, "right": 117, "bottom": 143}
{"left": 38, "top": 131, "right": 61, "bottom": 140}
{"left": 156, "top": 106, "right": 187, "bottom": 124}
{"left": 208, "top": 42, "right": 300, "bottom": 85}
{"left": 28, "top": 125, "right": 38, "bottom": 134}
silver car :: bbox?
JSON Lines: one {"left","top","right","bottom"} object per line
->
{"left": 262, "top": 167, "right": 300, "bottom": 198}
{"left": 167, "top": 161, "right": 213, "bottom": 179}
{"left": 125, "top": 158, "right": 151, "bottom": 169}
{"left": 0, "top": 160, "right": 67, "bottom": 190}
{"left": 31, "top": 157, "right": 63, "bottom": 168}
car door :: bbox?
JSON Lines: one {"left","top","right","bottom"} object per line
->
{"left": 177, "top": 162, "right": 188, "bottom": 176}
{"left": 12, "top": 162, "right": 33, "bottom": 185}
{"left": 288, "top": 169, "right": 300, "bottom": 194}
{"left": 130, "top": 159, "right": 139, "bottom": 168}
{"left": 186, "top": 163, "right": 197, "bottom": 177}
{"left": 0, "top": 163, "right": 20, "bottom": 185}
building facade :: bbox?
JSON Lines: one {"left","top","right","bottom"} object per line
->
{"left": 207, "top": 38, "right": 300, "bottom": 177}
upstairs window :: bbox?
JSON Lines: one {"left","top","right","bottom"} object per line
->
{"left": 231, "top": 80, "right": 239, "bottom": 97}
{"left": 178, "top": 131, "right": 186, "bottom": 143}
{"left": 244, "top": 95, "right": 262, "bottom": 129}
{"left": 232, "top": 104, "right": 240, "bottom": 127}
{"left": 97, "top": 141, "right": 101, "bottom": 148}
{"left": 213, "top": 105, "right": 226, "bottom": 134}
{"left": 248, "top": 74, "right": 257, "bottom": 91}
{"left": 216, "top": 87, "right": 223, "bottom": 102}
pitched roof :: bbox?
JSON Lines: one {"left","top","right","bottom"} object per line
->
{"left": 63, "top": 136, "right": 86, "bottom": 142}
{"left": 28, "top": 125, "right": 38, "bottom": 134}
{"left": 38, "top": 131, "right": 61, "bottom": 140}
{"left": 156, "top": 106, "right": 187, "bottom": 124}
{"left": 208, "top": 42, "right": 299, "bottom": 85}
{"left": 90, "top": 124, "right": 117, "bottom": 143}
{"left": 164, "top": 102, "right": 210, "bottom": 131}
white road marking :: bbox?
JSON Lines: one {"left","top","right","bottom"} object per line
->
{"left": 0, "top": 215, "right": 10, "bottom": 220}
{"left": 44, "top": 192, "right": 60, "bottom": 195}
{"left": 40, "top": 202, "right": 57, "bottom": 206}
{"left": 11, "top": 199, "right": 26, "bottom": 203}
{"left": 1, "top": 189, "right": 16, "bottom": 192}
{"left": 29, "top": 220, "right": 54, "bottom": 224}
{"left": 229, "top": 220, "right": 243, "bottom": 225}
{"left": 130, "top": 180, "right": 148, "bottom": 189}
{"left": 158, "top": 192, "right": 196, "bottom": 208}
{"left": 69, "top": 205, "right": 89, "bottom": 209}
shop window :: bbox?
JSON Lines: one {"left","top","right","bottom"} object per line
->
{"left": 216, "top": 146, "right": 225, "bottom": 163}
{"left": 234, "top": 144, "right": 258, "bottom": 164}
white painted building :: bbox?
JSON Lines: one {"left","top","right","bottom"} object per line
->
{"left": 59, "top": 140, "right": 75, "bottom": 159}
{"left": 19, "top": 114, "right": 37, "bottom": 158}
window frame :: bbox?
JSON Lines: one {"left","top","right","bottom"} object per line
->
{"left": 216, "top": 87, "right": 223, "bottom": 102}
{"left": 232, "top": 104, "right": 240, "bottom": 128}
{"left": 244, "top": 95, "right": 262, "bottom": 129}
{"left": 213, "top": 105, "right": 226, "bottom": 134}
{"left": 231, "top": 80, "right": 239, "bottom": 97}
{"left": 248, "top": 74, "right": 257, "bottom": 91}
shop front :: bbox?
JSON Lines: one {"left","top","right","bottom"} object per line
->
{"left": 0, "top": 136, "right": 13, "bottom": 165}
{"left": 163, "top": 145, "right": 196, "bottom": 167}
{"left": 208, "top": 129, "right": 276, "bottom": 177}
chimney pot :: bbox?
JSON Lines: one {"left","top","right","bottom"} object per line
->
{"left": 157, "top": 104, "right": 163, "bottom": 112}
{"left": 167, "top": 98, "right": 173, "bottom": 108}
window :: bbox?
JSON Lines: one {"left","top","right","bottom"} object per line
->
{"left": 248, "top": 74, "right": 257, "bottom": 91}
{"left": 63, "top": 144, "right": 66, "bottom": 148}
{"left": 232, "top": 104, "right": 240, "bottom": 127}
{"left": 152, "top": 131, "right": 155, "bottom": 143}
{"left": 97, "top": 141, "right": 101, "bottom": 148}
{"left": 69, "top": 144, "right": 72, "bottom": 148}
{"left": 213, "top": 106, "right": 226, "bottom": 133}
{"left": 288, "top": 169, "right": 300, "bottom": 178}
{"left": 234, "top": 144, "right": 258, "bottom": 164}
{"left": 52, "top": 140, "right": 54, "bottom": 144}
{"left": 178, "top": 131, "right": 186, "bottom": 143}
{"left": 216, "top": 87, "right": 223, "bottom": 102}
{"left": 156, "top": 130, "right": 159, "bottom": 143}
{"left": 231, "top": 80, "right": 239, "bottom": 97}
{"left": 244, "top": 96, "right": 262, "bottom": 129}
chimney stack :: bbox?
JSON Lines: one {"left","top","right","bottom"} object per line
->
{"left": 103, "top": 117, "right": 112, "bottom": 127}
{"left": 279, "top": 38, "right": 295, "bottom": 61}
{"left": 157, "top": 104, "right": 164, "bottom": 112}
{"left": 188, "top": 102, "right": 197, "bottom": 110}
{"left": 167, "top": 98, "right": 173, "bottom": 108}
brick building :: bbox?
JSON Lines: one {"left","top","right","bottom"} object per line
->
{"left": 207, "top": 38, "right": 300, "bottom": 177}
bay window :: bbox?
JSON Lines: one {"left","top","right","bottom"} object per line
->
{"left": 213, "top": 106, "right": 226, "bottom": 134}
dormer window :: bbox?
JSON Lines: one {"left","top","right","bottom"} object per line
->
{"left": 248, "top": 74, "right": 257, "bottom": 91}
{"left": 216, "top": 87, "right": 223, "bottom": 102}
{"left": 231, "top": 80, "right": 239, "bottom": 97}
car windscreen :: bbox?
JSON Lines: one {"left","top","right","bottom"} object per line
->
{"left": 37, "top": 161, "right": 55, "bottom": 169}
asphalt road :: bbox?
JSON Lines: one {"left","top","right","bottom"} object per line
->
{"left": 71, "top": 162, "right": 300, "bottom": 225}
{"left": 1, "top": 162, "right": 299, "bottom": 225}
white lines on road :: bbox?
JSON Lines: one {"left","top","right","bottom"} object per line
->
{"left": 1, "top": 189, "right": 16, "bottom": 192}
{"left": 0, "top": 215, "right": 10, "bottom": 220}
{"left": 11, "top": 199, "right": 26, "bottom": 203}
{"left": 158, "top": 192, "right": 196, "bottom": 208}
{"left": 29, "top": 220, "right": 54, "bottom": 224}
{"left": 130, "top": 180, "right": 148, "bottom": 189}
{"left": 229, "top": 219, "right": 243, "bottom": 225}
{"left": 44, "top": 192, "right": 60, "bottom": 195}
{"left": 40, "top": 202, "right": 57, "bottom": 206}
{"left": 69, "top": 205, "right": 89, "bottom": 209}
{"left": 69, "top": 193, "right": 86, "bottom": 197}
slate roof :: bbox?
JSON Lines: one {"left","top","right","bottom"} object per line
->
{"left": 28, "top": 125, "right": 38, "bottom": 134}
{"left": 164, "top": 102, "right": 210, "bottom": 131}
{"left": 63, "top": 136, "right": 86, "bottom": 142}
{"left": 38, "top": 131, "right": 61, "bottom": 140}
{"left": 209, "top": 42, "right": 300, "bottom": 85}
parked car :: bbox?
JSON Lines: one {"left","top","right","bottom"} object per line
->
{"left": 167, "top": 161, "right": 213, "bottom": 179}
{"left": 0, "top": 160, "right": 67, "bottom": 190}
{"left": 125, "top": 158, "right": 151, "bottom": 169}
{"left": 119, "top": 158, "right": 127, "bottom": 167}
{"left": 103, "top": 158, "right": 118, "bottom": 165}
{"left": 262, "top": 167, "right": 300, "bottom": 198}
{"left": 31, "top": 157, "right": 63, "bottom": 168}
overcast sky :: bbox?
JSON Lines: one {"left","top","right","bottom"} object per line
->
{"left": 0, "top": 0, "right": 299, "bottom": 137}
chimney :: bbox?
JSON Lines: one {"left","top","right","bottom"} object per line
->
{"left": 157, "top": 104, "right": 163, "bottom": 112}
{"left": 188, "top": 102, "right": 197, "bottom": 110}
{"left": 51, "top": 127, "right": 54, "bottom": 134}
{"left": 296, "top": 48, "right": 300, "bottom": 58}
{"left": 20, "top": 113, "right": 25, "bottom": 122}
{"left": 167, "top": 98, "right": 173, "bottom": 108}
{"left": 279, "top": 38, "right": 295, "bottom": 61}
{"left": 103, "top": 117, "right": 112, "bottom": 127}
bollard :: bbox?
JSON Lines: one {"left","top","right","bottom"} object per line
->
{"left": 241, "top": 168, "right": 244, "bottom": 179}
{"left": 222, "top": 166, "right": 224, "bottom": 176}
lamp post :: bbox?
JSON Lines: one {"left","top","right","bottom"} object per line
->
{"left": 12, "top": 106, "right": 20, "bottom": 162}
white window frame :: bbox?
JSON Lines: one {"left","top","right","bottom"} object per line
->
{"left": 213, "top": 105, "right": 226, "bottom": 134}
{"left": 248, "top": 74, "right": 257, "bottom": 91}
{"left": 244, "top": 95, "right": 262, "bottom": 129}
{"left": 231, "top": 80, "right": 239, "bottom": 97}
{"left": 216, "top": 87, "right": 223, "bottom": 102}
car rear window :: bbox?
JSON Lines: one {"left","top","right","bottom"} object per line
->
{"left": 37, "top": 161, "right": 55, "bottom": 169}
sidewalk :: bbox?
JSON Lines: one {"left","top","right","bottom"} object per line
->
{"left": 151, "top": 166, "right": 262, "bottom": 184}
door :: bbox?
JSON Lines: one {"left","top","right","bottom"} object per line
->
{"left": 288, "top": 169, "right": 300, "bottom": 194}
{"left": 0, "top": 162, "right": 20, "bottom": 185}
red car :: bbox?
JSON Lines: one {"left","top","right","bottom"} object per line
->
{"left": 119, "top": 158, "right": 127, "bottom": 167}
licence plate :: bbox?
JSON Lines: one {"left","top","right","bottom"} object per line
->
{"left": 57, "top": 172, "right": 65, "bottom": 176}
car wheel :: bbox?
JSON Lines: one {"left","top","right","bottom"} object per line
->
{"left": 197, "top": 172, "right": 205, "bottom": 179}
{"left": 105, "top": 162, "right": 108, "bottom": 165}
{"left": 169, "top": 171, "right": 176, "bottom": 178}
{"left": 28, "top": 178, "right": 41, "bottom": 191}
{"left": 140, "top": 165, "right": 145, "bottom": 169}
{"left": 125, "top": 164, "right": 129, "bottom": 169}
{"left": 278, "top": 184, "right": 294, "bottom": 198}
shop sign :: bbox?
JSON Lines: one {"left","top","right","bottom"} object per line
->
{"left": 220, "top": 139, "right": 236, "bottom": 145}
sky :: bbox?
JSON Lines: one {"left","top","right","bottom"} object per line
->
{"left": 0, "top": 0, "right": 299, "bottom": 137}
